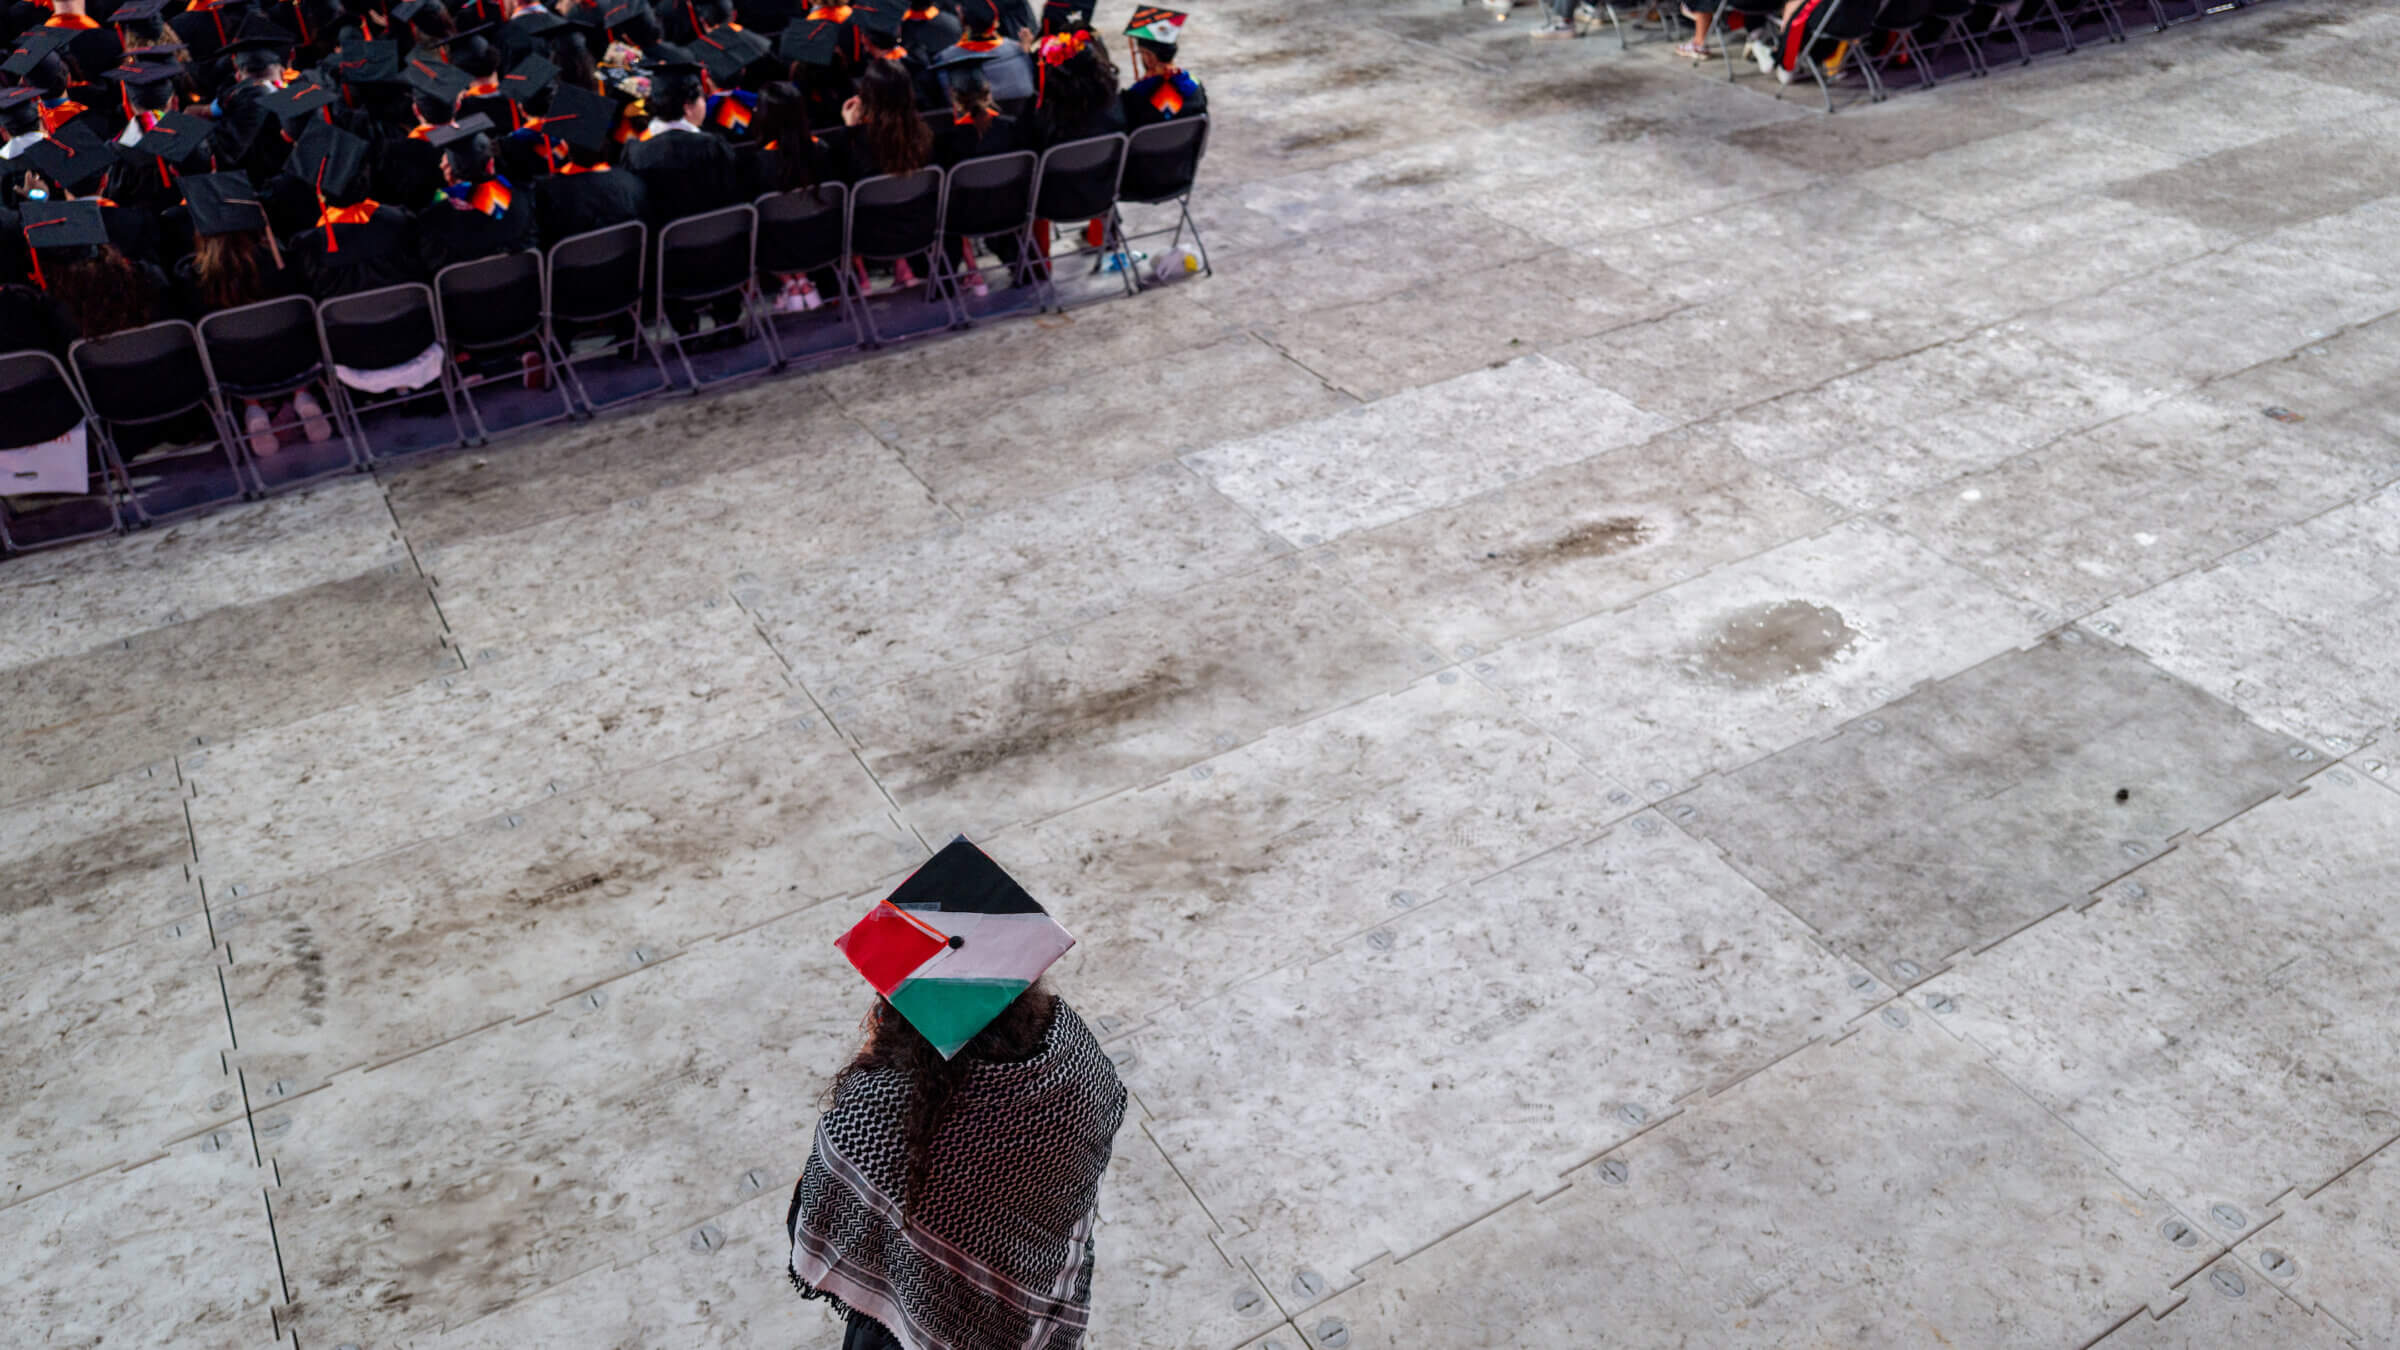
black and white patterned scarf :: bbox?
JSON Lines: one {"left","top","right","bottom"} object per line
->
{"left": 787, "top": 1000, "right": 1128, "bottom": 1350}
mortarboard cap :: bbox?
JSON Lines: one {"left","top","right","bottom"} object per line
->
{"left": 506, "top": 7, "right": 570, "bottom": 39}
{"left": 404, "top": 55, "right": 472, "bottom": 101}
{"left": 0, "top": 87, "right": 40, "bottom": 113}
{"left": 22, "top": 199, "right": 110, "bottom": 252}
{"left": 537, "top": 81, "right": 616, "bottom": 152}
{"left": 100, "top": 49, "right": 188, "bottom": 86}
{"left": 642, "top": 42, "right": 703, "bottom": 74}
{"left": 21, "top": 122, "right": 115, "bottom": 194}
{"left": 692, "top": 24, "right": 768, "bottom": 84}
{"left": 1040, "top": 0, "right": 1088, "bottom": 34}
{"left": 134, "top": 109, "right": 219, "bottom": 166}
{"left": 110, "top": 0, "right": 176, "bottom": 24}
{"left": 285, "top": 118, "right": 370, "bottom": 198}
{"left": 1123, "top": 4, "right": 1185, "bottom": 48}
{"left": 390, "top": 0, "right": 439, "bottom": 22}
{"left": 836, "top": 838, "right": 1076, "bottom": 1059}
{"left": 498, "top": 53, "right": 557, "bottom": 102}
{"left": 599, "top": 0, "right": 652, "bottom": 31}
{"left": 3, "top": 27, "right": 79, "bottom": 78}
{"left": 331, "top": 38, "right": 403, "bottom": 84}
{"left": 220, "top": 14, "right": 299, "bottom": 54}
{"left": 848, "top": 0, "right": 902, "bottom": 38}
{"left": 926, "top": 43, "right": 996, "bottom": 72}
{"left": 777, "top": 16, "right": 841, "bottom": 64}
{"left": 181, "top": 170, "right": 271, "bottom": 235}
{"left": 260, "top": 78, "right": 339, "bottom": 121}
{"left": 423, "top": 110, "right": 494, "bottom": 147}
{"left": 956, "top": 0, "right": 1000, "bottom": 30}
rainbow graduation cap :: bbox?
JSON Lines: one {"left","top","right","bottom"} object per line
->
{"left": 837, "top": 838, "right": 1075, "bottom": 1059}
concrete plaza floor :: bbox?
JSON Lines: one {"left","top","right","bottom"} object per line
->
{"left": 7, "top": 0, "right": 2400, "bottom": 1345}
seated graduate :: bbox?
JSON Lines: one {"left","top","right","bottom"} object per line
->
{"left": 532, "top": 80, "right": 647, "bottom": 242}
{"left": 931, "top": 0, "right": 1031, "bottom": 110}
{"left": 18, "top": 198, "right": 166, "bottom": 343}
{"left": 740, "top": 77, "right": 828, "bottom": 196}
{"left": 622, "top": 44, "right": 739, "bottom": 220}
{"left": 37, "top": 0, "right": 123, "bottom": 99}
{"left": 417, "top": 114, "right": 538, "bottom": 271}
{"left": 1120, "top": 5, "right": 1201, "bottom": 130}
{"left": 285, "top": 119, "right": 424, "bottom": 297}
{"left": 898, "top": 0, "right": 958, "bottom": 62}
{"left": 827, "top": 56, "right": 926, "bottom": 183}
{"left": 927, "top": 52, "right": 1024, "bottom": 165}
{"left": 174, "top": 170, "right": 302, "bottom": 317}
{"left": 1024, "top": 15, "right": 1120, "bottom": 147}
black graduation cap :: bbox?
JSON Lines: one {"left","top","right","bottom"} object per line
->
{"left": 285, "top": 118, "right": 369, "bottom": 197}
{"left": 642, "top": 42, "right": 702, "bottom": 73}
{"left": 331, "top": 38, "right": 402, "bottom": 84}
{"left": 3, "top": 27, "right": 79, "bottom": 79}
{"left": 110, "top": 0, "right": 175, "bottom": 25}
{"left": 22, "top": 199, "right": 109, "bottom": 252}
{"left": 956, "top": 0, "right": 1000, "bottom": 31}
{"left": 423, "top": 109, "right": 494, "bottom": 147}
{"left": 926, "top": 42, "right": 996, "bottom": 72}
{"left": 21, "top": 123, "right": 115, "bottom": 194}
{"left": 404, "top": 56, "right": 472, "bottom": 101}
{"left": 692, "top": 24, "right": 767, "bottom": 83}
{"left": 777, "top": 16, "right": 841, "bottom": 64}
{"left": 261, "top": 78, "right": 339, "bottom": 121}
{"left": 600, "top": 0, "right": 652, "bottom": 31}
{"left": 506, "top": 7, "right": 569, "bottom": 39}
{"left": 220, "top": 15, "right": 299, "bottom": 54}
{"left": 0, "top": 86, "right": 39, "bottom": 114}
{"left": 538, "top": 81, "right": 615, "bottom": 152}
{"left": 849, "top": 0, "right": 902, "bottom": 40}
{"left": 99, "top": 50, "right": 187, "bottom": 86}
{"left": 181, "top": 170, "right": 270, "bottom": 234}
{"left": 134, "top": 110, "right": 219, "bottom": 167}
{"left": 1040, "top": 0, "right": 1087, "bottom": 34}
{"left": 498, "top": 53, "right": 556, "bottom": 102}
{"left": 390, "top": 0, "right": 440, "bottom": 24}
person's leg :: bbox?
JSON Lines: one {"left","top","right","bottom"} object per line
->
{"left": 1677, "top": 5, "right": 1712, "bottom": 54}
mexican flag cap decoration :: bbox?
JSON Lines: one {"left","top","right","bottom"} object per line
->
{"left": 837, "top": 837, "right": 1075, "bottom": 1059}
{"left": 1123, "top": 6, "right": 1185, "bottom": 44}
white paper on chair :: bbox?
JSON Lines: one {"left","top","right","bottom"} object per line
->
{"left": 0, "top": 421, "right": 90, "bottom": 498}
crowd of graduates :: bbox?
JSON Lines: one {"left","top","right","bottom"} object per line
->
{"left": 0, "top": 0, "right": 1206, "bottom": 363}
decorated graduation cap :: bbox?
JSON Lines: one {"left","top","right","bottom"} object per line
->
{"left": 1040, "top": 0, "right": 1087, "bottom": 34}
{"left": 22, "top": 122, "right": 115, "bottom": 194}
{"left": 836, "top": 838, "right": 1075, "bottom": 1059}
{"left": 1124, "top": 4, "right": 1184, "bottom": 55}
{"left": 777, "top": 15, "right": 842, "bottom": 64}
{"left": 3, "top": 26, "right": 80, "bottom": 78}
{"left": 692, "top": 23, "right": 768, "bottom": 83}
{"left": 499, "top": 52, "right": 557, "bottom": 102}
{"left": 538, "top": 80, "right": 615, "bottom": 151}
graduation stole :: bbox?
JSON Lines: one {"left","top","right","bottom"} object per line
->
{"left": 804, "top": 3, "right": 851, "bottom": 19}
{"left": 466, "top": 77, "right": 501, "bottom": 97}
{"left": 556, "top": 159, "right": 607, "bottom": 174}
{"left": 1144, "top": 69, "right": 1188, "bottom": 116}
{"left": 38, "top": 100, "right": 86, "bottom": 134}
{"left": 316, "top": 199, "right": 380, "bottom": 250}
{"left": 709, "top": 89, "right": 754, "bottom": 133}
{"left": 902, "top": 4, "right": 938, "bottom": 17}
{"left": 955, "top": 33, "right": 1001, "bottom": 50}
{"left": 446, "top": 175, "right": 513, "bottom": 218}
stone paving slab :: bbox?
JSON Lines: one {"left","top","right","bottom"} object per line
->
{"left": 1481, "top": 519, "right": 2046, "bottom": 794}
{"left": 1296, "top": 1014, "right": 2208, "bottom": 1349}
{"left": 2238, "top": 1140, "right": 2400, "bottom": 1348}
{"left": 1918, "top": 768, "right": 2400, "bottom": 1225}
{"left": 1131, "top": 815, "right": 1872, "bottom": 1311}
{"left": 1674, "top": 630, "right": 2312, "bottom": 986}
{"left": 0, "top": 764, "right": 197, "bottom": 977}
{"left": 2091, "top": 1262, "right": 2353, "bottom": 1350}
{"left": 0, "top": 1140, "right": 284, "bottom": 1349}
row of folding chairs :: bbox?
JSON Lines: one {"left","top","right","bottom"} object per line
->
{"left": 0, "top": 117, "right": 1210, "bottom": 555}
{"left": 1701, "top": 0, "right": 2281, "bottom": 110}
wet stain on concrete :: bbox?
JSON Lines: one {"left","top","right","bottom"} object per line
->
{"left": 2218, "top": 9, "right": 2344, "bottom": 53}
{"left": 1692, "top": 599, "right": 1858, "bottom": 685}
{"left": 897, "top": 662, "right": 1206, "bottom": 800}
{"left": 1496, "top": 72, "right": 1654, "bottom": 117}
{"left": 0, "top": 830, "right": 186, "bottom": 916}
{"left": 1361, "top": 165, "right": 1456, "bottom": 192}
{"left": 1493, "top": 515, "right": 1655, "bottom": 570}
{"left": 284, "top": 921, "right": 330, "bottom": 1022}
{"left": 1281, "top": 123, "right": 1375, "bottom": 154}
{"left": 1323, "top": 61, "right": 1404, "bottom": 90}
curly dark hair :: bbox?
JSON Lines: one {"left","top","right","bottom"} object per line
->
{"left": 826, "top": 981, "right": 1058, "bottom": 1217}
{"left": 49, "top": 247, "right": 160, "bottom": 341}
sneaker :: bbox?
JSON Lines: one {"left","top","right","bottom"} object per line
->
{"left": 893, "top": 258, "right": 919, "bottom": 291}
{"left": 1572, "top": 1, "right": 1600, "bottom": 29}
{"left": 1775, "top": 61, "right": 1796, "bottom": 83}
{"left": 1674, "top": 38, "right": 1707, "bottom": 57}
{"left": 1532, "top": 16, "right": 1576, "bottom": 37}
{"left": 243, "top": 402, "right": 279, "bottom": 456}
{"left": 1748, "top": 35, "right": 1776, "bottom": 73}
{"left": 292, "top": 389, "right": 333, "bottom": 443}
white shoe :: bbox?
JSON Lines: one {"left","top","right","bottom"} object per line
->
{"left": 1532, "top": 16, "right": 1577, "bottom": 37}
{"left": 1748, "top": 35, "right": 1776, "bottom": 73}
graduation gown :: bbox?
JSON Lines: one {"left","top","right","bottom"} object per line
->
{"left": 932, "top": 111, "right": 1025, "bottom": 168}
{"left": 373, "top": 134, "right": 445, "bottom": 211}
{"left": 534, "top": 162, "right": 647, "bottom": 245}
{"left": 932, "top": 38, "right": 1035, "bottom": 106}
{"left": 1123, "top": 69, "right": 1204, "bottom": 131}
{"left": 623, "top": 124, "right": 737, "bottom": 224}
{"left": 290, "top": 204, "right": 422, "bottom": 298}
{"left": 415, "top": 187, "right": 537, "bottom": 272}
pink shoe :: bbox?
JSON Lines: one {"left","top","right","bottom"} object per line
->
{"left": 292, "top": 389, "right": 333, "bottom": 443}
{"left": 893, "top": 258, "right": 919, "bottom": 291}
{"left": 244, "top": 402, "right": 280, "bottom": 456}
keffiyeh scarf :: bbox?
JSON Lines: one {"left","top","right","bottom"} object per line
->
{"left": 788, "top": 1001, "right": 1127, "bottom": 1350}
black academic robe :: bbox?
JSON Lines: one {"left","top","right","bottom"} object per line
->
{"left": 51, "top": 21, "right": 124, "bottom": 88}
{"left": 533, "top": 163, "right": 647, "bottom": 245}
{"left": 932, "top": 38, "right": 1035, "bottom": 106}
{"left": 0, "top": 280, "right": 74, "bottom": 357}
{"left": 373, "top": 134, "right": 445, "bottom": 210}
{"left": 900, "top": 9, "right": 960, "bottom": 61}
{"left": 290, "top": 204, "right": 422, "bottom": 298}
{"left": 415, "top": 190, "right": 538, "bottom": 273}
{"left": 1122, "top": 69, "right": 1205, "bottom": 132}
{"left": 623, "top": 124, "right": 738, "bottom": 224}
{"left": 1033, "top": 91, "right": 1124, "bottom": 149}
{"left": 932, "top": 111, "right": 1026, "bottom": 168}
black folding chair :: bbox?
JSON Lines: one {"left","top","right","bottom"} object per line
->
{"left": 755, "top": 183, "right": 865, "bottom": 366}
{"left": 1913, "top": 0, "right": 1991, "bottom": 77}
{"left": 544, "top": 221, "right": 673, "bottom": 414}
{"left": 1776, "top": 0, "right": 1888, "bottom": 110}
{"left": 846, "top": 167, "right": 960, "bottom": 345}
{"left": 1117, "top": 117, "right": 1212, "bottom": 289}
{"left": 316, "top": 284, "right": 473, "bottom": 461}
{"left": 933, "top": 151, "right": 1045, "bottom": 322}
{"left": 196, "top": 296, "right": 362, "bottom": 494}
{"left": 654, "top": 204, "right": 774, "bottom": 390}
{"left": 1030, "top": 134, "right": 1131, "bottom": 309}
{"left": 1710, "top": 0, "right": 1784, "bottom": 80}
{"left": 434, "top": 250, "right": 577, "bottom": 441}
{"left": 0, "top": 349, "right": 123, "bottom": 553}
{"left": 1857, "top": 0, "right": 1940, "bottom": 92}
{"left": 68, "top": 320, "right": 248, "bottom": 523}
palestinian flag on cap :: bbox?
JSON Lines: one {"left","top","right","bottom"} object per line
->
{"left": 836, "top": 838, "right": 1075, "bottom": 1059}
{"left": 1124, "top": 5, "right": 1184, "bottom": 43}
